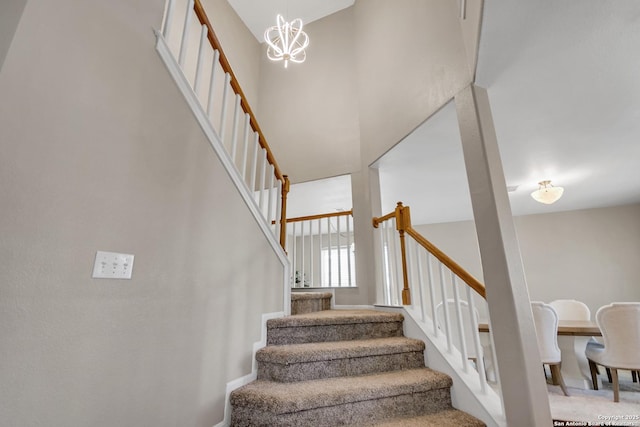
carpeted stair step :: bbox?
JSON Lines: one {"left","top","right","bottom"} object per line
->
{"left": 230, "top": 368, "right": 453, "bottom": 427}
{"left": 257, "top": 336, "right": 425, "bottom": 382}
{"left": 352, "top": 408, "right": 486, "bottom": 426}
{"left": 291, "top": 291, "right": 332, "bottom": 314}
{"left": 267, "top": 309, "right": 404, "bottom": 345}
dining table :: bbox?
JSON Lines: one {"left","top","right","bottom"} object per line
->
{"left": 478, "top": 319, "right": 602, "bottom": 389}
{"left": 478, "top": 319, "right": 601, "bottom": 337}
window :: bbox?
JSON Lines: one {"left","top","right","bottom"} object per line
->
{"left": 320, "top": 243, "right": 355, "bottom": 287}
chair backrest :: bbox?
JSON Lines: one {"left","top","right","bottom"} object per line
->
{"left": 595, "top": 302, "right": 640, "bottom": 370}
{"left": 549, "top": 299, "right": 591, "bottom": 321}
{"left": 531, "top": 301, "right": 561, "bottom": 364}
{"left": 435, "top": 299, "right": 480, "bottom": 359}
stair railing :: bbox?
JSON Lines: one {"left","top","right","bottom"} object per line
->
{"left": 373, "top": 202, "right": 499, "bottom": 394}
{"left": 283, "top": 210, "right": 356, "bottom": 288}
{"left": 157, "top": 0, "right": 289, "bottom": 248}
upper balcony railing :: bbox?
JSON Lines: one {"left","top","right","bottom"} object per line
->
{"left": 281, "top": 210, "right": 356, "bottom": 288}
{"left": 158, "top": 0, "right": 289, "bottom": 248}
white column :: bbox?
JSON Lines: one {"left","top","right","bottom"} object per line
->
{"left": 455, "top": 84, "right": 552, "bottom": 426}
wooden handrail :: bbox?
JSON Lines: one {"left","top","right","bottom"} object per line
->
{"left": 272, "top": 209, "right": 352, "bottom": 225}
{"left": 188, "top": 0, "right": 289, "bottom": 251}
{"left": 372, "top": 202, "right": 487, "bottom": 301}
{"left": 372, "top": 211, "right": 395, "bottom": 228}
{"left": 286, "top": 210, "right": 353, "bottom": 223}
{"left": 192, "top": 0, "right": 284, "bottom": 183}
{"left": 404, "top": 227, "right": 486, "bottom": 298}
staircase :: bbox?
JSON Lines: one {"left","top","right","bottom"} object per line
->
{"left": 230, "top": 295, "right": 485, "bottom": 426}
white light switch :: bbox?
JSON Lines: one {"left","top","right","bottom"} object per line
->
{"left": 92, "top": 251, "right": 134, "bottom": 279}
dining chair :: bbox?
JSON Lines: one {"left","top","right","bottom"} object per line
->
{"left": 531, "top": 301, "right": 569, "bottom": 396}
{"left": 549, "top": 299, "right": 590, "bottom": 321}
{"left": 549, "top": 299, "right": 598, "bottom": 384}
{"left": 585, "top": 302, "right": 640, "bottom": 402}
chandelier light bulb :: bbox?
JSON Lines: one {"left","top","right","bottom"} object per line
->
{"left": 531, "top": 180, "right": 564, "bottom": 204}
{"left": 264, "top": 14, "right": 309, "bottom": 68}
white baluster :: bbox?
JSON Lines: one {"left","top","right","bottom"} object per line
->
{"left": 389, "top": 219, "right": 401, "bottom": 306}
{"left": 162, "top": 0, "right": 176, "bottom": 39}
{"left": 317, "top": 219, "right": 323, "bottom": 286}
{"left": 258, "top": 150, "right": 267, "bottom": 212}
{"left": 267, "top": 164, "right": 275, "bottom": 226}
{"left": 452, "top": 274, "right": 469, "bottom": 371}
{"left": 337, "top": 215, "right": 342, "bottom": 287}
{"left": 301, "top": 220, "right": 306, "bottom": 287}
{"left": 439, "top": 263, "right": 452, "bottom": 352}
{"left": 275, "top": 179, "right": 283, "bottom": 235}
{"left": 291, "top": 222, "right": 297, "bottom": 287}
{"left": 250, "top": 133, "right": 259, "bottom": 191}
{"left": 193, "top": 25, "right": 208, "bottom": 95}
{"left": 230, "top": 94, "right": 241, "bottom": 162}
{"left": 327, "top": 216, "right": 332, "bottom": 286}
{"left": 206, "top": 49, "right": 220, "bottom": 116}
{"left": 309, "top": 219, "right": 314, "bottom": 285}
{"left": 415, "top": 243, "right": 427, "bottom": 322}
{"left": 466, "top": 286, "right": 488, "bottom": 392}
{"left": 381, "top": 223, "right": 391, "bottom": 305}
{"left": 178, "top": 0, "right": 195, "bottom": 67}
{"left": 219, "top": 73, "right": 231, "bottom": 142}
{"left": 346, "top": 215, "right": 352, "bottom": 287}
{"left": 426, "top": 253, "right": 438, "bottom": 336}
{"left": 241, "top": 113, "right": 250, "bottom": 180}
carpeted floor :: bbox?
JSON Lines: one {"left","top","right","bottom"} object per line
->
{"left": 548, "top": 371, "right": 640, "bottom": 424}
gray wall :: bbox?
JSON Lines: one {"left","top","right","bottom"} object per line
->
{"left": 355, "top": 0, "right": 472, "bottom": 167}
{"left": 258, "top": 6, "right": 361, "bottom": 184}
{"left": 0, "top": 0, "right": 283, "bottom": 425}
{"left": 256, "top": 0, "right": 475, "bottom": 185}
{"left": 203, "top": 0, "right": 261, "bottom": 108}
{"left": 414, "top": 203, "right": 640, "bottom": 316}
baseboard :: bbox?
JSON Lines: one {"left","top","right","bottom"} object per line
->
{"left": 213, "top": 311, "right": 285, "bottom": 427}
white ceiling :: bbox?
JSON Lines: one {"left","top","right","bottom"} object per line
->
{"left": 376, "top": 0, "right": 640, "bottom": 224}
{"left": 232, "top": 0, "right": 640, "bottom": 224}
{"left": 227, "top": 0, "right": 354, "bottom": 41}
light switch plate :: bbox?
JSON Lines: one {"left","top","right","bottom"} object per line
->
{"left": 92, "top": 251, "right": 134, "bottom": 279}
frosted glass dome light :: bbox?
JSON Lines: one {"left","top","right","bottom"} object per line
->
{"left": 531, "top": 180, "right": 564, "bottom": 204}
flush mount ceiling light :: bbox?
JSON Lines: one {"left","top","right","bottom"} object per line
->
{"left": 264, "top": 14, "right": 309, "bottom": 68}
{"left": 531, "top": 180, "right": 564, "bottom": 204}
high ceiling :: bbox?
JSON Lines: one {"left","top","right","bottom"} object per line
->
{"left": 231, "top": 0, "right": 640, "bottom": 224}
{"left": 376, "top": 0, "right": 640, "bottom": 224}
{"left": 227, "top": 0, "right": 354, "bottom": 41}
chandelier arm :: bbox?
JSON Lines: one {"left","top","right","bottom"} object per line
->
{"left": 288, "top": 20, "right": 305, "bottom": 50}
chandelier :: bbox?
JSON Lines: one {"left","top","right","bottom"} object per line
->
{"left": 531, "top": 180, "right": 564, "bottom": 204}
{"left": 264, "top": 14, "right": 309, "bottom": 68}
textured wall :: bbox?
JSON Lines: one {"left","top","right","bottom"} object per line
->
{"left": 355, "top": 0, "right": 472, "bottom": 167}
{"left": 257, "top": 7, "right": 361, "bottom": 184}
{"left": 0, "top": 0, "right": 283, "bottom": 425}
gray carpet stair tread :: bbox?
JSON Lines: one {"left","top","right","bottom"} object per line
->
{"left": 230, "top": 368, "right": 452, "bottom": 414}
{"left": 267, "top": 309, "right": 404, "bottom": 328}
{"left": 257, "top": 336, "right": 425, "bottom": 364}
{"left": 354, "top": 409, "right": 486, "bottom": 426}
